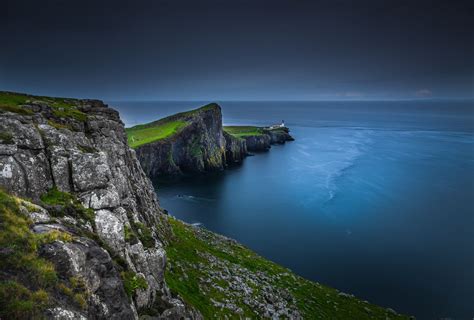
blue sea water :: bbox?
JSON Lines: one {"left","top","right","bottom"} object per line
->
{"left": 111, "top": 100, "right": 474, "bottom": 319}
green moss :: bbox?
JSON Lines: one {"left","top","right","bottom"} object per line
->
{"left": 124, "top": 225, "right": 138, "bottom": 244}
{"left": 47, "top": 119, "right": 71, "bottom": 130}
{"left": 190, "top": 137, "right": 203, "bottom": 158}
{"left": 126, "top": 120, "right": 187, "bottom": 148}
{"left": 77, "top": 145, "right": 97, "bottom": 153}
{"left": 40, "top": 186, "right": 95, "bottom": 225}
{"left": 224, "top": 126, "right": 265, "bottom": 138}
{"left": 0, "top": 131, "right": 14, "bottom": 144}
{"left": 51, "top": 107, "right": 87, "bottom": 122}
{"left": 40, "top": 186, "right": 74, "bottom": 206}
{"left": 121, "top": 271, "right": 148, "bottom": 297}
{"left": 165, "top": 217, "right": 410, "bottom": 319}
{"left": 131, "top": 222, "right": 155, "bottom": 248}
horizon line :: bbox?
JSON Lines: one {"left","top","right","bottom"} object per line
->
{"left": 107, "top": 97, "right": 474, "bottom": 103}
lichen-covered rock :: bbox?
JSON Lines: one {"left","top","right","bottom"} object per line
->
{"left": 0, "top": 97, "right": 199, "bottom": 319}
{"left": 46, "top": 307, "right": 87, "bottom": 320}
{"left": 40, "top": 237, "right": 135, "bottom": 319}
{"left": 95, "top": 209, "right": 125, "bottom": 253}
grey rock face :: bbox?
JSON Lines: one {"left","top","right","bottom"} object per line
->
{"left": 0, "top": 100, "right": 199, "bottom": 319}
{"left": 40, "top": 238, "right": 135, "bottom": 320}
{"left": 71, "top": 151, "right": 111, "bottom": 191}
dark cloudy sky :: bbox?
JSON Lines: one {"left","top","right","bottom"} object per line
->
{"left": 1, "top": 0, "right": 473, "bottom": 100}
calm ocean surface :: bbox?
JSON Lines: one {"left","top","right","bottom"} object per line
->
{"left": 111, "top": 100, "right": 474, "bottom": 319}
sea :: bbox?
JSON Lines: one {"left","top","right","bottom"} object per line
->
{"left": 111, "top": 100, "right": 474, "bottom": 320}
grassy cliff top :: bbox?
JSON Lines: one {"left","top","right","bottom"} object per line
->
{"left": 165, "top": 217, "right": 409, "bottom": 319}
{"left": 223, "top": 126, "right": 265, "bottom": 138}
{"left": 0, "top": 91, "right": 87, "bottom": 121}
{"left": 125, "top": 103, "right": 219, "bottom": 148}
{"left": 126, "top": 120, "right": 188, "bottom": 148}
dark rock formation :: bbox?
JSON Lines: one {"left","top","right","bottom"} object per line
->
{"left": 0, "top": 99, "right": 200, "bottom": 319}
{"left": 244, "top": 127, "right": 294, "bottom": 152}
{"left": 135, "top": 104, "right": 228, "bottom": 178}
{"left": 223, "top": 131, "right": 247, "bottom": 164}
{"left": 133, "top": 103, "right": 294, "bottom": 179}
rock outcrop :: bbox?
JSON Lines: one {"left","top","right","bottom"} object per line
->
{"left": 223, "top": 131, "right": 247, "bottom": 164}
{"left": 0, "top": 97, "right": 200, "bottom": 319}
{"left": 244, "top": 127, "right": 294, "bottom": 151}
{"left": 134, "top": 104, "right": 228, "bottom": 178}
{"left": 133, "top": 103, "right": 294, "bottom": 179}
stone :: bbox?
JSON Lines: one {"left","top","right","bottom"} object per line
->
{"left": 46, "top": 307, "right": 87, "bottom": 320}
{"left": 71, "top": 151, "right": 111, "bottom": 191}
{"left": 95, "top": 209, "right": 125, "bottom": 253}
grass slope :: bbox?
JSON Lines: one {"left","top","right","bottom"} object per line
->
{"left": 0, "top": 190, "right": 90, "bottom": 319}
{"left": 125, "top": 103, "right": 220, "bottom": 148}
{"left": 0, "top": 91, "right": 86, "bottom": 121}
{"left": 165, "top": 217, "right": 409, "bottom": 319}
{"left": 126, "top": 120, "right": 187, "bottom": 148}
{"left": 223, "top": 126, "right": 265, "bottom": 138}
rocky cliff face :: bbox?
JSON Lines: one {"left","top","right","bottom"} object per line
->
{"left": 135, "top": 104, "right": 244, "bottom": 179}
{"left": 244, "top": 127, "right": 294, "bottom": 151}
{"left": 223, "top": 131, "right": 247, "bottom": 164}
{"left": 0, "top": 98, "right": 200, "bottom": 319}
{"left": 134, "top": 104, "right": 294, "bottom": 179}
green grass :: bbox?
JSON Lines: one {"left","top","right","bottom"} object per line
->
{"left": 223, "top": 126, "right": 265, "bottom": 138}
{"left": 0, "top": 91, "right": 87, "bottom": 121}
{"left": 0, "top": 190, "right": 93, "bottom": 318}
{"left": 125, "top": 103, "right": 221, "bottom": 148}
{"left": 165, "top": 217, "right": 410, "bottom": 319}
{"left": 40, "top": 186, "right": 95, "bottom": 225}
{"left": 126, "top": 120, "right": 187, "bottom": 148}
{"left": 177, "top": 103, "right": 219, "bottom": 117}
{"left": 40, "top": 186, "right": 75, "bottom": 206}
{"left": 121, "top": 271, "right": 148, "bottom": 297}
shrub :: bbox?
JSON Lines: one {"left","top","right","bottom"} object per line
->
{"left": 121, "top": 271, "right": 148, "bottom": 297}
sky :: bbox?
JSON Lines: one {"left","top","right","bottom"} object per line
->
{"left": 1, "top": 0, "right": 473, "bottom": 100}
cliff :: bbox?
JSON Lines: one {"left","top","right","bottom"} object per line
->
{"left": 0, "top": 92, "right": 409, "bottom": 319}
{"left": 130, "top": 104, "right": 294, "bottom": 179}
{"left": 0, "top": 92, "right": 199, "bottom": 319}
{"left": 130, "top": 104, "right": 230, "bottom": 178}
{"left": 224, "top": 126, "right": 294, "bottom": 152}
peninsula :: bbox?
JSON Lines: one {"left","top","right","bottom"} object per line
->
{"left": 126, "top": 103, "right": 294, "bottom": 179}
